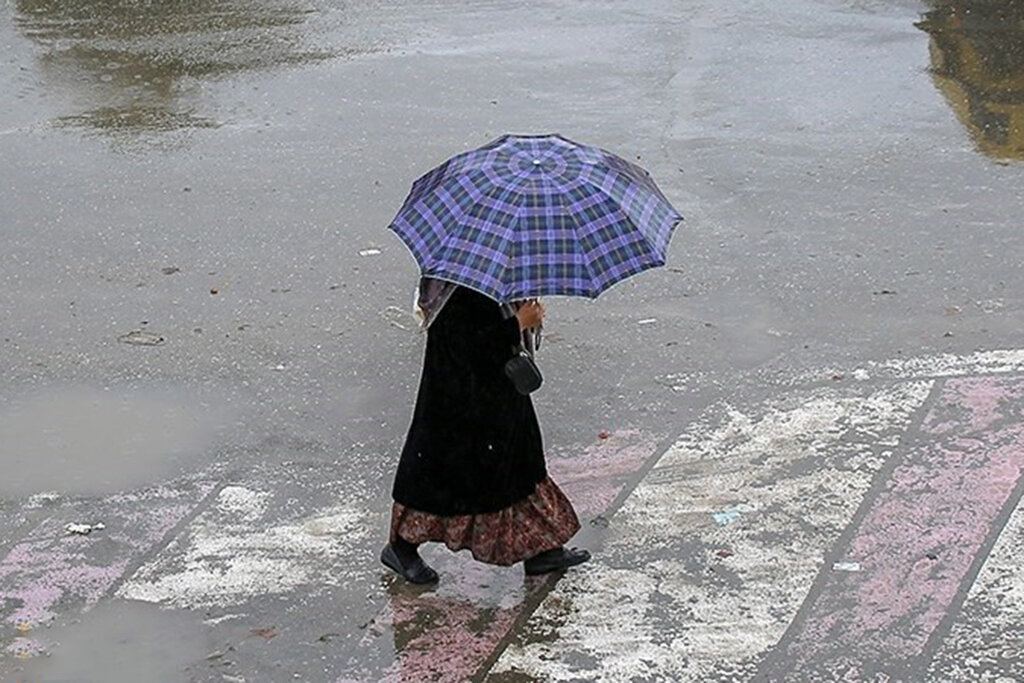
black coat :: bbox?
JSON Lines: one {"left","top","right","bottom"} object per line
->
{"left": 392, "top": 286, "right": 547, "bottom": 516}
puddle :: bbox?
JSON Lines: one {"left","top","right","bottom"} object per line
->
{"left": 2, "top": 599, "right": 212, "bottom": 682}
{"left": 0, "top": 385, "right": 237, "bottom": 498}
{"left": 10, "top": 0, "right": 350, "bottom": 143}
{"left": 917, "top": 0, "right": 1024, "bottom": 161}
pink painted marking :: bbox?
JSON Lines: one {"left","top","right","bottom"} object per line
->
{"left": 0, "top": 483, "right": 211, "bottom": 644}
{"left": 351, "top": 430, "right": 662, "bottom": 682}
{"left": 377, "top": 591, "right": 519, "bottom": 683}
{"left": 549, "top": 429, "right": 663, "bottom": 519}
{"left": 767, "top": 376, "right": 1024, "bottom": 679}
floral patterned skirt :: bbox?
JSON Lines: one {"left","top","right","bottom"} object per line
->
{"left": 390, "top": 476, "right": 581, "bottom": 566}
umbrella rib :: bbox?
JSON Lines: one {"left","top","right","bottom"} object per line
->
{"left": 576, "top": 176, "right": 672, "bottom": 258}
{"left": 555, "top": 186, "right": 601, "bottom": 298}
{"left": 502, "top": 173, "right": 537, "bottom": 302}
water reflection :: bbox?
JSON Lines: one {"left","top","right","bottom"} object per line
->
{"left": 917, "top": 1, "right": 1024, "bottom": 161}
{"left": 14, "top": 0, "right": 336, "bottom": 142}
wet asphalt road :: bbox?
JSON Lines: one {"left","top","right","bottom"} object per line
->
{"left": 1, "top": 0, "right": 1023, "bottom": 680}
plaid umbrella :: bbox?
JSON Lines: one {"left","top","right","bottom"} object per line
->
{"left": 388, "top": 133, "right": 683, "bottom": 303}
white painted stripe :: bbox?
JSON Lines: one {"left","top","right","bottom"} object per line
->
{"left": 118, "top": 485, "right": 369, "bottom": 610}
{"left": 762, "top": 376, "right": 1024, "bottom": 679}
{"left": 490, "top": 381, "right": 933, "bottom": 681}
{"left": 871, "top": 348, "right": 1024, "bottom": 380}
{"left": 925, "top": 492, "right": 1024, "bottom": 681}
{"left": 792, "top": 348, "right": 1024, "bottom": 386}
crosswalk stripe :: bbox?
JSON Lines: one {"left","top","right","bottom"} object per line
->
{"left": 490, "top": 381, "right": 933, "bottom": 680}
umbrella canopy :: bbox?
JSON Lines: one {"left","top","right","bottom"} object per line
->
{"left": 388, "top": 133, "right": 683, "bottom": 303}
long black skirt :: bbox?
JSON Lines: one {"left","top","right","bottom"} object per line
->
{"left": 391, "top": 286, "right": 548, "bottom": 516}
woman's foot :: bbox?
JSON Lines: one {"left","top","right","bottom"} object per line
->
{"left": 524, "top": 546, "right": 591, "bottom": 575}
{"left": 380, "top": 542, "right": 439, "bottom": 584}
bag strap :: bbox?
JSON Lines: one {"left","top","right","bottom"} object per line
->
{"left": 501, "top": 301, "right": 541, "bottom": 358}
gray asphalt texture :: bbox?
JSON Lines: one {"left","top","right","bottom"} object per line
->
{"left": 1, "top": 0, "right": 1023, "bottom": 680}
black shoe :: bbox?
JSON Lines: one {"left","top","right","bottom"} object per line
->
{"left": 524, "top": 547, "right": 591, "bottom": 575}
{"left": 380, "top": 544, "right": 439, "bottom": 584}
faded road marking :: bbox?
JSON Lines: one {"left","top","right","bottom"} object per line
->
{"left": 345, "top": 430, "right": 662, "bottom": 683}
{"left": 925, "top": 472, "right": 1024, "bottom": 682}
{"left": 119, "top": 484, "right": 369, "bottom": 609}
{"left": 0, "top": 482, "right": 212, "bottom": 655}
{"left": 792, "top": 347, "right": 1024, "bottom": 386}
{"left": 489, "top": 381, "right": 932, "bottom": 681}
{"left": 762, "top": 375, "right": 1024, "bottom": 680}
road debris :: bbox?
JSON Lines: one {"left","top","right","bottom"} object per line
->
{"left": 117, "top": 330, "right": 165, "bottom": 346}
{"left": 977, "top": 299, "right": 1004, "bottom": 313}
{"left": 832, "top": 561, "right": 861, "bottom": 572}
{"left": 66, "top": 522, "right": 106, "bottom": 535}
{"left": 10, "top": 637, "right": 44, "bottom": 659}
{"left": 712, "top": 508, "right": 742, "bottom": 526}
{"left": 380, "top": 306, "right": 412, "bottom": 330}
{"left": 249, "top": 626, "right": 278, "bottom": 641}
{"left": 359, "top": 248, "right": 382, "bottom": 257}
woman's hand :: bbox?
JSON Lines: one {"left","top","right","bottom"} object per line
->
{"left": 516, "top": 300, "right": 545, "bottom": 331}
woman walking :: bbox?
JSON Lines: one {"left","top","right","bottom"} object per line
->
{"left": 381, "top": 278, "right": 590, "bottom": 584}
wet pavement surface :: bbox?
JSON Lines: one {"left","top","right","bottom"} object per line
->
{"left": 2, "top": 0, "right": 1024, "bottom": 680}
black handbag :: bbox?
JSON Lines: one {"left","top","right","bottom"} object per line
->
{"left": 505, "top": 350, "right": 543, "bottom": 395}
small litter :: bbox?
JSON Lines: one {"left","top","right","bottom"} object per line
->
{"left": 249, "top": 626, "right": 278, "bottom": 641}
{"left": 380, "top": 306, "right": 412, "bottom": 330}
{"left": 712, "top": 509, "right": 742, "bottom": 526}
{"left": 637, "top": 318, "right": 657, "bottom": 326}
{"left": 655, "top": 372, "right": 690, "bottom": 393}
{"left": 977, "top": 299, "right": 1004, "bottom": 313}
{"left": 832, "top": 561, "right": 861, "bottom": 572}
{"left": 66, "top": 522, "right": 105, "bottom": 536}
{"left": 161, "top": 266, "right": 181, "bottom": 275}
{"left": 598, "top": 429, "right": 611, "bottom": 440}
{"left": 716, "top": 548, "right": 734, "bottom": 559}
{"left": 117, "top": 330, "right": 165, "bottom": 346}
{"left": 359, "top": 248, "right": 382, "bottom": 257}
{"left": 271, "top": 364, "right": 287, "bottom": 372}
{"left": 10, "top": 637, "right": 44, "bottom": 659}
